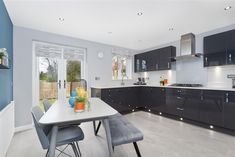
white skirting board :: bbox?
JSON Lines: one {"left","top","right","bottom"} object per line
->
{"left": 0, "top": 101, "right": 15, "bottom": 157}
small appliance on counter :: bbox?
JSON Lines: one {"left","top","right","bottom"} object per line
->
{"left": 227, "top": 74, "right": 235, "bottom": 88}
{"left": 134, "top": 77, "right": 147, "bottom": 85}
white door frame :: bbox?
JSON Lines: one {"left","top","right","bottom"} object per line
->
{"left": 32, "top": 41, "right": 87, "bottom": 107}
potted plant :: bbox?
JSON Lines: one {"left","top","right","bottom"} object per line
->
{"left": 74, "top": 97, "right": 86, "bottom": 112}
{"left": 74, "top": 87, "right": 88, "bottom": 112}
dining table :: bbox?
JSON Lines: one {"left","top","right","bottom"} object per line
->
{"left": 39, "top": 97, "right": 118, "bottom": 157}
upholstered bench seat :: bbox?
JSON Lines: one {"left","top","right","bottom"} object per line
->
{"left": 109, "top": 114, "right": 144, "bottom": 146}
{"left": 93, "top": 113, "right": 144, "bottom": 157}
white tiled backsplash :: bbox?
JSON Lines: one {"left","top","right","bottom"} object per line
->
{"left": 207, "top": 65, "right": 235, "bottom": 88}
{"left": 138, "top": 70, "right": 176, "bottom": 85}
{"left": 137, "top": 65, "right": 235, "bottom": 88}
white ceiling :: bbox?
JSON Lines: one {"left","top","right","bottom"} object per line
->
{"left": 4, "top": 0, "right": 235, "bottom": 50}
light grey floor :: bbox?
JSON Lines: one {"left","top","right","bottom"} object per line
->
{"left": 6, "top": 111, "right": 235, "bottom": 157}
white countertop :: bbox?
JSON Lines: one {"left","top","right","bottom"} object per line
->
{"left": 91, "top": 84, "right": 235, "bottom": 91}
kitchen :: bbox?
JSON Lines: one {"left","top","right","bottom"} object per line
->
{"left": 1, "top": 0, "right": 235, "bottom": 157}
{"left": 92, "top": 28, "right": 235, "bottom": 133}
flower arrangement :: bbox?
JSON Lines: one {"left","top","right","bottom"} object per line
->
{"left": 68, "top": 86, "right": 90, "bottom": 113}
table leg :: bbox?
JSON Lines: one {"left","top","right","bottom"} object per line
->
{"left": 102, "top": 118, "right": 114, "bottom": 157}
{"left": 48, "top": 125, "right": 58, "bottom": 157}
{"left": 93, "top": 121, "right": 96, "bottom": 135}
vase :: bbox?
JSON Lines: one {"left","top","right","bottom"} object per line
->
{"left": 74, "top": 102, "right": 85, "bottom": 113}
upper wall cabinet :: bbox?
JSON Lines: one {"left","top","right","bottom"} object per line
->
{"left": 227, "top": 30, "right": 235, "bottom": 65}
{"left": 134, "top": 46, "right": 176, "bottom": 72}
{"left": 203, "top": 29, "right": 235, "bottom": 67}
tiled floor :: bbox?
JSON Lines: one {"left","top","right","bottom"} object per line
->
{"left": 6, "top": 111, "right": 235, "bottom": 157}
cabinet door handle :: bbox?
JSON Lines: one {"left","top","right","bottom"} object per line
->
{"left": 168, "top": 62, "right": 170, "bottom": 68}
{"left": 226, "top": 93, "right": 229, "bottom": 103}
{"left": 177, "top": 108, "right": 184, "bottom": 111}
{"left": 205, "top": 57, "right": 208, "bottom": 63}
{"left": 226, "top": 98, "right": 229, "bottom": 103}
{"left": 229, "top": 54, "right": 232, "bottom": 62}
{"left": 156, "top": 64, "right": 158, "bottom": 70}
{"left": 177, "top": 96, "right": 182, "bottom": 99}
{"left": 201, "top": 96, "right": 203, "bottom": 101}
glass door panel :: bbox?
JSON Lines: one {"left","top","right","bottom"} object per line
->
{"left": 38, "top": 57, "right": 58, "bottom": 109}
{"left": 66, "top": 60, "right": 81, "bottom": 98}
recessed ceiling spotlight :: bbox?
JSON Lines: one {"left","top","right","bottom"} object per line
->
{"left": 169, "top": 28, "right": 174, "bottom": 31}
{"left": 224, "top": 6, "right": 232, "bottom": 11}
{"left": 108, "top": 32, "right": 112, "bottom": 34}
{"left": 137, "top": 12, "right": 143, "bottom": 16}
{"left": 138, "top": 40, "right": 142, "bottom": 42}
{"left": 59, "top": 17, "right": 64, "bottom": 21}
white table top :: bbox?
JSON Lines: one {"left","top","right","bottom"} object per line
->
{"left": 39, "top": 98, "right": 118, "bottom": 125}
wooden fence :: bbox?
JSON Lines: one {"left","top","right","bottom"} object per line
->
{"left": 39, "top": 81, "right": 81, "bottom": 100}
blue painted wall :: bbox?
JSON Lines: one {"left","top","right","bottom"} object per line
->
{"left": 0, "top": 0, "right": 13, "bottom": 111}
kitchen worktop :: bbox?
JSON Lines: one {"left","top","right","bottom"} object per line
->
{"left": 91, "top": 84, "right": 235, "bottom": 91}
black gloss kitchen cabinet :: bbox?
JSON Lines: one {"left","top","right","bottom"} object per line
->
{"left": 140, "top": 87, "right": 153, "bottom": 110}
{"left": 134, "top": 46, "right": 176, "bottom": 72}
{"left": 134, "top": 53, "right": 147, "bottom": 72}
{"left": 224, "top": 92, "right": 235, "bottom": 130}
{"left": 204, "top": 29, "right": 235, "bottom": 67}
{"left": 199, "top": 90, "right": 224, "bottom": 127}
{"left": 182, "top": 89, "right": 201, "bottom": 121}
{"left": 158, "top": 47, "right": 176, "bottom": 70}
{"left": 227, "top": 30, "right": 235, "bottom": 65}
{"left": 165, "top": 88, "right": 184, "bottom": 116}
{"left": 151, "top": 87, "right": 166, "bottom": 113}
{"left": 91, "top": 87, "right": 138, "bottom": 114}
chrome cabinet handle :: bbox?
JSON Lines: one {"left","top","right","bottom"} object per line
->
{"left": 156, "top": 64, "right": 158, "bottom": 70}
{"left": 201, "top": 96, "right": 203, "bottom": 101}
{"left": 229, "top": 54, "right": 232, "bottom": 62}
{"left": 168, "top": 62, "right": 170, "bottom": 68}
{"left": 226, "top": 93, "right": 229, "bottom": 103}
{"left": 177, "top": 108, "right": 184, "bottom": 111}
{"left": 205, "top": 57, "right": 208, "bottom": 62}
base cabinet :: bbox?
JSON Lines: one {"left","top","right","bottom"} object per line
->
{"left": 182, "top": 89, "right": 201, "bottom": 121}
{"left": 224, "top": 92, "right": 235, "bottom": 130}
{"left": 92, "top": 87, "right": 235, "bottom": 132}
{"left": 199, "top": 90, "right": 224, "bottom": 127}
{"left": 151, "top": 88, "right": 166, "bottom": 113}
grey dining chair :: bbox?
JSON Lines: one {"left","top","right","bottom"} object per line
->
{"left": 31, "top": 106, "right": 84, "bottom": 157}
{"left": 43, "top": 99, "right": 52, "bottom": 112}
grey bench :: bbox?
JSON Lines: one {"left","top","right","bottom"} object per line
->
{"left": 93, "top": 113, "right": 144, "bottom": 157}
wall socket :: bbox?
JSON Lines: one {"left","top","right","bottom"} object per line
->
{"left": 95, "top": 77, "right": 100, "bottom": 80}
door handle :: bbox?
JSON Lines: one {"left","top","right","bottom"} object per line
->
{"left": 58, "top": 80, "right": 61, "bottom": 89}
{"left": 64, "top": 80, "right": 66, "bottom": 89}
{"left": 168, "top": 62, "right": 170, "bottom": 68}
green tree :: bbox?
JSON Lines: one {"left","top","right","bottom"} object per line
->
{"left": 39, "top": 71, "right": 47, "bottom": 81}
{"left": 67, "top": 61, "right": 81, "bottom": 93}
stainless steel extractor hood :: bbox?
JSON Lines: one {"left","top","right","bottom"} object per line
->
{"left": 174, "top": 33, "right": 202, "bottom": 60}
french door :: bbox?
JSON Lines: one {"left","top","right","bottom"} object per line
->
{"left": 34, "top": 41, "right": 86, "bottom": 107}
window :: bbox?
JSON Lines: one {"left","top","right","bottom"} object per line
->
{"left": 112, "top": 54, "right": 132, "bottom": 80}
